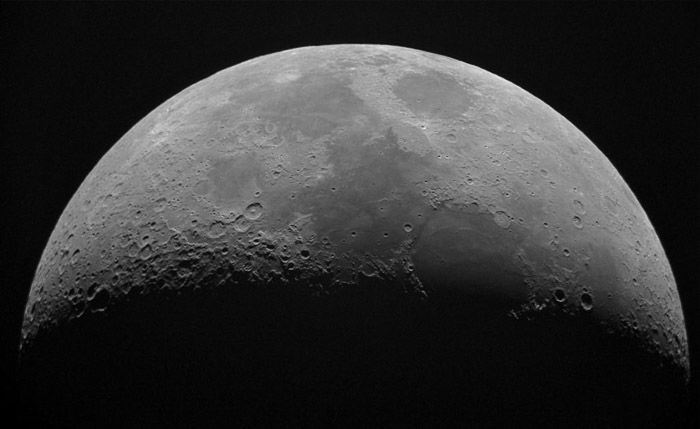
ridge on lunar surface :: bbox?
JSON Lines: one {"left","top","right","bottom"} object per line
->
{"left": 20, "top": 45, "right": 689, "bottom": 425}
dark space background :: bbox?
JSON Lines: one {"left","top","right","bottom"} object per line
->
{"left": 3, "top": 2, "right": 697, "bottom": 426}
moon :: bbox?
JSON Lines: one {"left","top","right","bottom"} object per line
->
{"left": 20, "top": 45, "right": 689, "bottom": 425}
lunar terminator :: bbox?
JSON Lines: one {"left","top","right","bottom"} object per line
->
{"left": 20, "top": 45, "right": 689, "bottom": 426}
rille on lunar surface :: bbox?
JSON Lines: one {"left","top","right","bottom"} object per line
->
{"left": 20, "top": 45, "right": 689, "bottom": 425}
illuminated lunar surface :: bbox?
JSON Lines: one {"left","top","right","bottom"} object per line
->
{"left": 20, "top": 45, "right": 689, "bottom": 425}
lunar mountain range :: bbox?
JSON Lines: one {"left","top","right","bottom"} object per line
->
{"left": 20, "top": 45, "right": 689, "bottom": 426}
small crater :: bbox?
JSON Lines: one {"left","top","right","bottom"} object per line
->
{"left": 300, "top": 249, "right": 311, "bottom": 259}
{"left": 207, "top": 221, "right": 227, "bottom": 238}
{"left": 580, "top": 292, "right": 593, "bottom": 311}
{"left": 70, "top": 249, "right": 81, "bottom": 265}
{"left": 572, "top": 216, "right": 583, "bottom": 229}
{"left": 573, "top": 199, "right": 585, "bottom": 215}
{"left": 383, "top": 232, "right": 389, "bottom": 238}
{"left": 553, "top": 288, "right": 566, "bottom": 303}
{"left": 91, "top": 288, "right": 110, "bottom": 312}
{"left": 563, "top": 248, "right": 570, "bottom": 257}
{"left": 244, "top": 202, "right": 263, "bottom": 220}
{"left": 86, "top": 282, "right": 99, "bottom": 300}
{"left": 138, "top": 244, "right": 153, "bottom": 260}
{"left": 154, "top": 198, "right": 168, "bottom": 213}
{"left": 233, "top": 215, "right": 251, "bottom": 233}
{"left": 493, "top": 211, "right": 511, "bottom": 229}
{"left": 403, "top": 223, "right": 413, "bottom": 233}
{"left": 445, "top": 133, "right": 457, "bottom": 143}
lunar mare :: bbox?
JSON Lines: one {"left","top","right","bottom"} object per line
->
{"left": 21, "top": 45, "right": 689, "bottom": 412}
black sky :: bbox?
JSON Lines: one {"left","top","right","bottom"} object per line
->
{"left": 3, "top": 2, "right": 698, "bottom": 424}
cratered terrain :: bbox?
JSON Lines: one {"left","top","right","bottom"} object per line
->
{"left": 20, "top": 45, "right": 689, "bottom": 426}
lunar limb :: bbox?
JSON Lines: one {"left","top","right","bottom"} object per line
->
{"left": 20, "top": 45, "right": 689, "bottom": 426}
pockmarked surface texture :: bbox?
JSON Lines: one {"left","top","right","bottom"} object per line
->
{"left": 20, "top": 45, "right": 689, "bottom": 424}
